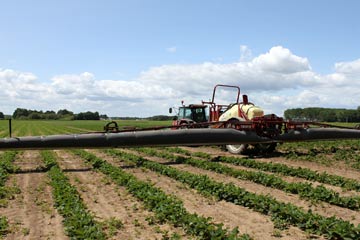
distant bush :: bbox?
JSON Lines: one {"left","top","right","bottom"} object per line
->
{"left": 146, "top": 115, "right": 174, "bottom": 121}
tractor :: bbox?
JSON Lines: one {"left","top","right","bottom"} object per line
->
{"left": 170, "top": 84, "right": 277, "bottom": 154}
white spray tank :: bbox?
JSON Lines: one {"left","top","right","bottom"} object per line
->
{"left": 219, "top": 95, "right": 264, "bottom": 121}
{"left": 219, "top": 95, "right": 265, "bottom": 154}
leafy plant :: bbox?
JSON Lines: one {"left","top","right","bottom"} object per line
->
{"left": 72, "top": 149, "right": 250, "bottom": 240}
{"left": 0, "top": 216, "right": 9, "bottom": 236}
{"left": 165, "top": 147, "right": 360, "bottom": 192}
{"left": 137, "top": 148, "right": 360, "bottom": 210}
{"left": 0, "top": 151, "right": 19, "bottom": 236}
{"left": 106, "top": 149, "right": 360, "bottom": 239}
{"left": 40, "top": 151, "right": 106, "bottom": 240}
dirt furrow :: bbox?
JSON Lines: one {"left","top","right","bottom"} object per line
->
{"left": 258, "top": 156, "right": 360, "bottom": 182}
{"left": 127, "top": 149, "right": 360, "bottom": 226}
{"left": 181, "top": 146, "right": 360, "bottom": 182}
{"left": 56, "top": 150, "right": 189, "bottom": 240}
{"left": 91, "top": 149, "right": 314, "bottom": 240}
{"left": 218, "top": 161, "right": 360, "bottom": 198}
{"left": 0, "top": 151, "right": 67, "bottom": 240}
{"left": 168, "top": 149, "right": 360, "bottom": 197}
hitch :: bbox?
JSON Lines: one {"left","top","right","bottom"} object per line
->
{"left": 103, "top": 121, "right": 119, "bottom": 132}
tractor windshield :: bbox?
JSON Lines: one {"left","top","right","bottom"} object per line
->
{"left": 178, "top": 107, "right": 207, "bottom": 123}
{"left": 178, "top": 107, "right": 192, "bottom": 119}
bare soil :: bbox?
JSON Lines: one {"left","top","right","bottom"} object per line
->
{"left": 182, "top": 146, "right": 360, "bottom": 182}
{"left": 0, "top": 151, "right": 67, "bottom": 240}
{"left": 127, "top": 149, "right": 360, "bottom": 226}
{"left": 91, "top": 150, "right": 318, "bottom": 240}
{"left": 55, "top": 150, "right": 190, "bottom": 240}
{"left": 1, "top": 145, "right": 359, "bottom": 240}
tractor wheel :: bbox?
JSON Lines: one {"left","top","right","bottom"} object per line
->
{"left": 224, "top": 118, "right": 248, "bottom": 154}
{"left": 226, "top": 144, "right": 248, "bottom": 154}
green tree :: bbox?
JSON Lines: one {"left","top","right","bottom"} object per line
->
{"left": 57, "top": 109, "right": 74, "bottom": 116}
{"left": 74, "top": 111, "right": 100, "bottom": 120}
{"left": 0, "top": 112, "right": 4, "bottom": 119}
{"left": 28, "top": 112, "right": 41, "bottom": 119}
{"left": 99, "top": 114, "right": 108, "bottom": 119}
{"left": 13, "top": 108, "right": 29, "bottom": 119}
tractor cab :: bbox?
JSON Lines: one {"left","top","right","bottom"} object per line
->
{"left": 178, "top": 104, "right": 207, "bottom": 123}
{"left": 170, "top": 104, "right": 207, "bottom": 126}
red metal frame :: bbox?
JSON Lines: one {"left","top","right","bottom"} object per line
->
{"left": 202, "top": 84, "right": 243, "bottom": 122}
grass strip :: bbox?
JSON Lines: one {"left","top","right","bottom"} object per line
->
{"left": 40, "top": 151, "right": 106, "bottom": 240}
{"left": 136, "top": 148, "right": 360, "bottom": 210}
{"left": 107, "top": 149, "right": 360, "bottom": 240}
{"left": 166, "top": 147, "right": 360, "bottom": 192}
{"left": 71, "top": 149, "right": 250, "bottom": 240}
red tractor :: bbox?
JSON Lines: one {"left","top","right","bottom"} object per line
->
{"left": 170, "top": 84, "right": 278, "bottom": 154}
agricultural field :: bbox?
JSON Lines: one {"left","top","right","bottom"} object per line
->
{"left": 0, "top": 120, "right": 360, "bottom": 239}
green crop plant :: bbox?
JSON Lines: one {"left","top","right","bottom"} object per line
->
{"left": 71, "top": 149, "right": 251, "bottom": 240}
{"left": 106, "top": 149, "right": 360, "bottom": 240}
{"left": 135, "top": 148, "right": 360, "bottom": 210}
{"left": 0, "top": 151, "right": 19, "bottom": 236}
{"left": 165, "top": 147, "right": 360, "bottom": 192}
{"left": 40, "top": 151, "right": 106, "bottom": 240}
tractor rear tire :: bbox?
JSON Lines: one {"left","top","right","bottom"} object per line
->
{"left": 254, "top": 143, "right": 277, "bottom": 154}
{"left": 224, "top": 118, "right": 248, "bottom": 154}
{"left": 226, "top": 144, "right": 248, "bottom": 154}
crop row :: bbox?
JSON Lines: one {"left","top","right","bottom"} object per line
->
{"left": 276, "top": 139, "right": 360, "bottom": 169}
{"left": 0, "top": 151, "right": 18, "bottom": 186}
{"left": 279, "top": 139, "right": 360, "bottom": 153}
{"left": 165, "top": 147, "right": 360, "bottom": 192}
{"left": 106, "top": 149, "right": 360, "bottom": 239}
{"left": 39, "top": 151, "right": 106, "bottom": 239}
{"left": 0, "top": 151, "right": 19, "bottom": 237}
{"left": 71, "top": 149, "right": 250, "bottom": 240}
{"left": 137, "top": 147, "right": 360, "bottom": 210}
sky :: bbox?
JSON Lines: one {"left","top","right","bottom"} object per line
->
{"left": 1, "top": 0, "right": 360, "bottom": 117}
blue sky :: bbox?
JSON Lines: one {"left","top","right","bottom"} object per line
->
{"left": 1, "top": 0, "right": 360, "bottom": 116}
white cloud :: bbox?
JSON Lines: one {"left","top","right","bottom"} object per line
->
{"left": 335, "top": 59, "right": 360, "bottom": 74}
{"left": 138, "top": 46, "right": 315, "bottom": 93}
{"left": 1, "top": 46, "right": 360, "bottom": 117}
{"left": 51, "top": 72, "right": 95, "bottom": 95}
{"left": 252, "top": 46, "right": 311, "bottom": 73}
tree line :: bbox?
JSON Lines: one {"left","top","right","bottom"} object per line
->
{"left": 284, "top": 107, "right": 360, "bottom": 122}
{"left": 9, "top": 108, "right": 108, "bottom": 120}
{"left": 1, "top": 108, "right": 173, "bottom": 121}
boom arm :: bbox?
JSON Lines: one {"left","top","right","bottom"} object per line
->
{"left": 1, "top": 127, "right": 360, "bottom": 151}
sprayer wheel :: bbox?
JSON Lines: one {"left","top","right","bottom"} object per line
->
{"left": 226, "top": 144, "right": 248, "bottom": 154}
